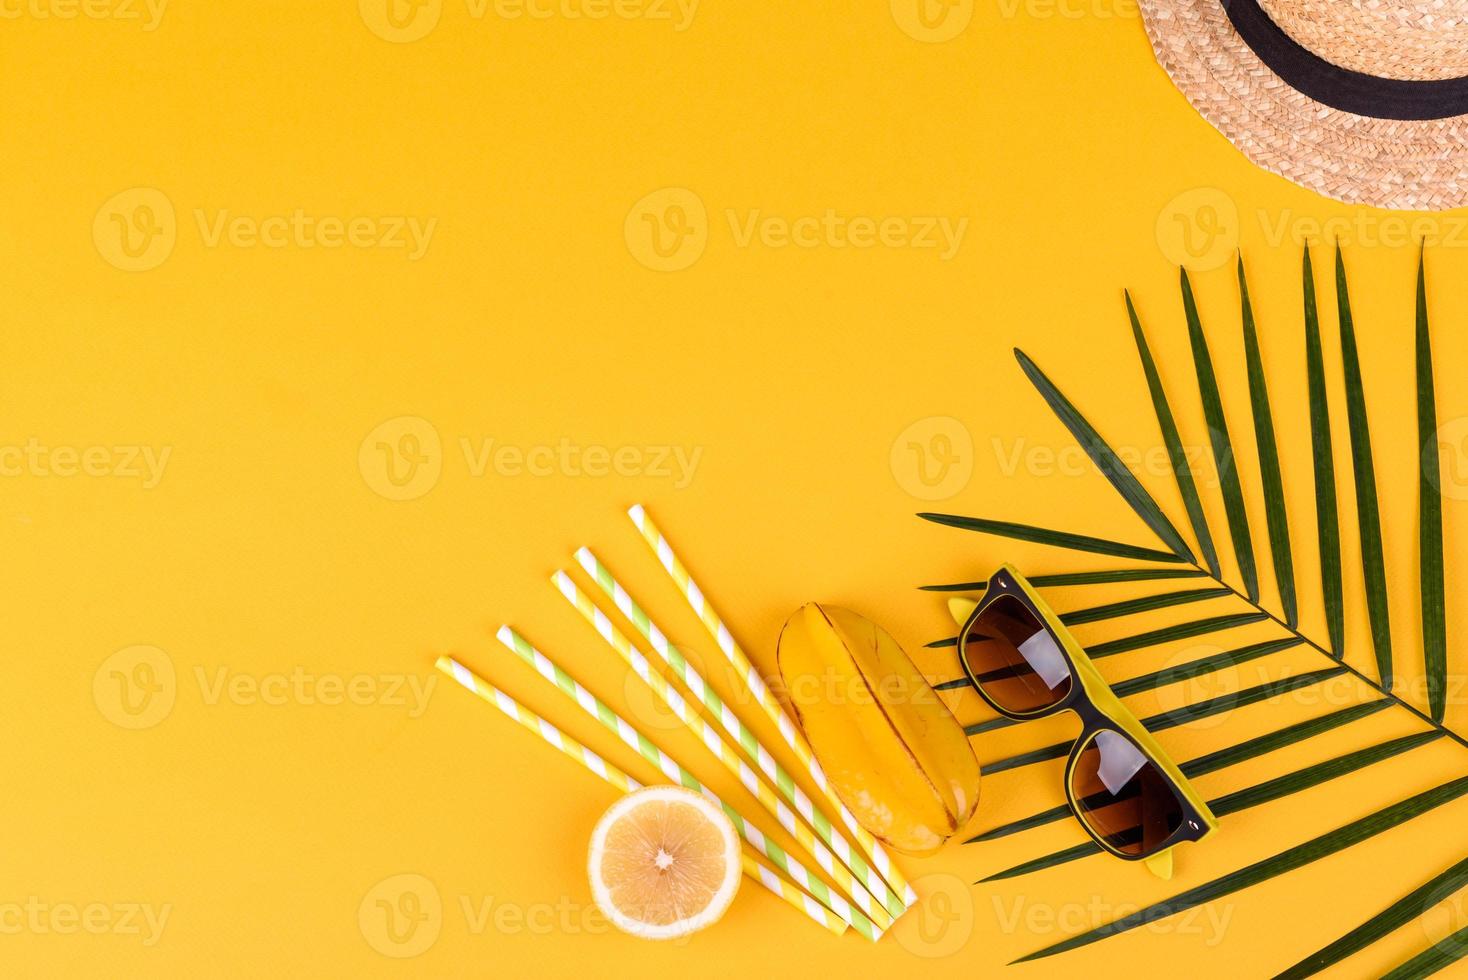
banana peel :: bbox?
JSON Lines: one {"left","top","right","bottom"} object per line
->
{"left": 777, "top": 603, "right": 980, "bottom": 856}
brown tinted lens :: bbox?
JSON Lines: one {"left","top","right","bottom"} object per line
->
{"left": 1070, "top": 731, "right": 1185, "bottom": 856}
{"left": 962, "top": 594, "right": 1072, "bottom": 713}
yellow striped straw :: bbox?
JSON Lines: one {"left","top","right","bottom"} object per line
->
{"left": 576, "top": 545, "right": 907, "bottom": 922}
{"left": 627, "top": 504, "right": 918, "bottom": 908}
{"left": 552, "top": 571, "right": 894, "bottom": 931}
{"left": 493, "top": 628, "right": 879, "bottom": 941}
{"left": 435, "top": 656, "right": 847, "bottom": 937}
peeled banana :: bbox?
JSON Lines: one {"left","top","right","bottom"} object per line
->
{"left": 776, "top": 603, "right": 980, "bottom": 855}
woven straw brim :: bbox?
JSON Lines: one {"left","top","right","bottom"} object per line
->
{"left": 1140, "top": 0, "right": 1468, "bottom": 211}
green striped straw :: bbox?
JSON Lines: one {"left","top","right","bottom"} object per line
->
{"left": 436, "top": 654, "right": 847, "bottom": 936}
{"left": 495, "top": 627, "right": 881, "bottom": 941}
{"left": 575, "top": 546, "right": 907, "bottom": 921}
{"left": 553, "top": 570, "right": 891, "bottom": 929}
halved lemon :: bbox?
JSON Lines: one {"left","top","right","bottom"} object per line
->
{"left": 587, "top": 786, "right": 741, "bottom": 940}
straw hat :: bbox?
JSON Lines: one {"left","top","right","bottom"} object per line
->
{"left": 1139, "top": 0, "right": 1468, "bottom": 210}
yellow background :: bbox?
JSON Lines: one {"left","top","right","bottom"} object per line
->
{"left": 7, "top": 0, "right": 1468, "bottom": 975}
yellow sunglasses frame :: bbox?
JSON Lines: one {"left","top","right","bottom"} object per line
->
{"left": 948, "top": 564, "right": 1219, "bottom": 877}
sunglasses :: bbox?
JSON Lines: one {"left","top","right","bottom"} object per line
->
{"left": 953, "top": 565, "right": 1218, "bottom": 875}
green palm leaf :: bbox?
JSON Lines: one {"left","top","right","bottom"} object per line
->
{"left": 1416, "top": 249, "right": 1447, "bottom": 724}
{"left": 920, "top": 567, "right": 1209, "bottom": 591}
{"left": 1059, "top": 587, "right": 1231, "bottom": 625}
{"left": 1181, "top": 268, "right": 1259, "bottom": 600}
{"left": 1014, "top": 348, "right": 1196, "bottom": 562}
{"left": 1014, "top": 776, "right": 1468, "bottom": 962}
{"left": 1127, "top": 291, "right": 1221, "bottom": 576}
{"left": 921, "top": 252, "right": 1468, "bottom": 971}
{"left": 1302, "top": 246, "right": 1345, "bottom": 656}
{"left": 1334, "top": 246, "right": 1394, "bottom": 689}
{"left": 982, "top": 731, "right": 1442, "bottom": 882}
{"left": 924, "top": 611, "right": 1267, "bottom": 654}
{"left": 977, "top": 667, "right": 1346, "bottom": 766}
{"left": 969, "top": 699, "right": 1389, "bottom": 844}
{"left": 1237, "top": 256, "right": 1297, "bottom": 624}
{"left": 1087, "top": 612, "right": 1267, "bottom": 658}
{"left": 1380, "top": 927, "right": 1468, "bottom": 980}
{"left": 1276, "top": 854, "right": 1468, "bottom": 979}
{"left": 916, "top": 513, "right": 1182, "bottom": 563}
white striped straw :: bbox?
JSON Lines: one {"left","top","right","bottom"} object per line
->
{"left": 552, "top": 570, "right": 893, "bottom": 930}
{"left": 627, "top": 504, "right": 918, "bottom": 907}
{"left": 435, "top": 655, "right": 847, "bottom": 937}
{"left": 493, "top": 628, "right": 880, "bottom": 941}
{"left": 576, "top": 545, "right": 907, "bottom": 922}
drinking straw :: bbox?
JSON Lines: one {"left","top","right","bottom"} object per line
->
{"left": 435, "top": 655, "right": 848, "bottom": 937}
{"left": 552, "top": 570, "right": 893, "bottom": 930}
{"left": 576, "top": 546, "right": 908, "bottom": 922}
{"left": 493, "top": 627, "right": 881, "bottom": 941}
{"left": 627, "top": 504, "right": 919, "bottom": 908}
